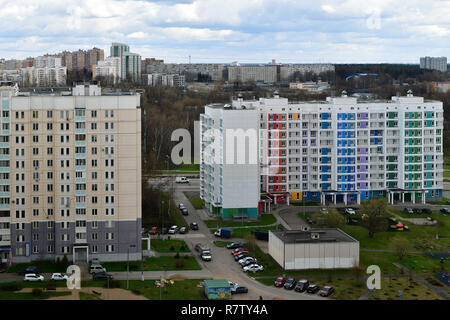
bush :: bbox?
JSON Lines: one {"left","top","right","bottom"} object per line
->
{"left": 61, "top": 254, "right": 69, "bottom": 267}
{"left": 183, "top": 255, "right": 189, "bottom": 260}
{"left": 56, "top": 257, "right": 61, "bottom": 265}
{"left": 174, "top": 258, "right": 187, "bottom": 268}
{"left": 170, "top": 246, "right": 175, "bottom": 252}
{"left": 46, "top": 284, "right": 56, "bottom": 291}
{"left": 175, "top": 252, "right": 180, "bottom": 259}
{"left": 131, "top": 289, "right": 141, "bottom": 295}
{"left": 32, "top": 288, "right": 43, "bottom": 296}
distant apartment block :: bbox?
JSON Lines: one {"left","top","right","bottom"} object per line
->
{"left": 0, "top": 82, "right": 142, "bottom": 263}
{"left": 110, "top": 43, "right": 141, "bottom": 82}
{"left": 227, "top": 65, "right": 277, "bottom": 84}
{"left": 420, "top": 56, "right": 447, "bottom": 72}
{"left": 200, "top": 91, "right": 443, "bottom": 219}
{"left": 93, "top": 57, "right": 121, "bottom": 84}
{"left": 430, "top": 81, "right": 450, "bottom": 93}
{"left": 146, "top": 62, "right": 225, "bottom": 82}
{"left": 147, "top": 73, "right": 185, "bottom": 87}
{"left": 280, "top": 64, "right": 335, "bottom": 81}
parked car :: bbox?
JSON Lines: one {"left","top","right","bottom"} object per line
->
{"left": 149, "top": 227, "right": 158, "bottom": 235}
{"left": 190, "top": 222, "right": 199, "bottom": 230}
{"left": 319, "top": 286, "right": 335, "bottom": 297}
{"left": 201, "top": 251, "right": 212, "bottom": 261}
{"left": 421, "top": 208, "right": 432, "bottom": 214}
{"left": 345, "top": 208, "right": 356, "bottom": 215}
{"left": 241, "top": 259, "right": 258, "bottom": 268}
{"left": 92, "top": 272, "right": 113, "bottom": 281}
{"left": 90, "top": 264, "right": 106, "bottom": 274}
{"left": 141, "top": 228, "right": 148, "bottom": 237}
{"left": 18, "top": 266, "right": 39, "bottom": 275}
{"left": 178, "top": 203, "right": 186, "bottom": 210}
{"left": 294, "top": 279, "right": 309, "bottom": 292}
{"left": 306, "top": 284, "right": 320, "bottom": 294}
{"left": 284, "top": 277, "right": 296, "bottom": 290}
{"left": 243, "top": 264, "right": 264, "bottom": 273}
{"left": 168, "top": 225, "right": 178, "bottom": 234}
{"left": 238, "top": 257, "right": 255, "bottom": 266}
{"left": 235, "top": 253, "right": 250, "bottom": 261}
{"left": 161, "top": 227, "right": 168, "bottom": 234}
{"left": 226, "top": 242, "right": 244, "bottom": 249}
{"left": 175, "top": 177, "right": 189, "bottom": 183}
{"left": 24, "top": 273, "right": 44, "bottom": 282}
{"left": 232, "top": 250, "right": 249, "bottom": 257}
{"left": 404, "top": 208, "right": 414, "bottom": 214}
{"left": 179, "top": 227, "right": 188, "bottom": 234}
{"left": 231, "top": 248, "right": 245, "bottom": 255}
{"left": 413, "top": 208, "right": 422, "bottom": 214}
{"left": 195, "top": 243, "right": 210, "bottom": 253}
{"left": 440, "top": 208, "right": 450, "bottom": 214}
{"left": 214, "top": 228, "right": 232, "bottom": 238}
{"left": 51, "top": 273, "right": 68, "bottom": 281}
{"left": 274, "top": 276, "right": 287, "bottom": 287}
{"left": 181, "top": 208, "right": 189, "bottom": 216}
{"left": 231, "top": 285, "right": 248, "bottom": 294}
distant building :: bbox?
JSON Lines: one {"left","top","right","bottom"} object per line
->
{"left": 227, "top": 65, "right": 277, "bottom": 83}
{"left": 147, "top": 73, "right": 185, "bottom": 87}
{"left": 110, "top": 43, "right": 141, "bottom": 82}
{"left": 280, "top": 64, "right": 335, "bottom": 81}
{"left": 93, "top": 57, "right": 121, "bottom": 84}
{"left": 289, "top": 81, "right": 330, "bottom": 92}
{"left": 268, "top": 229, "right": 359, "bottom": 270}
{"left": 146, "top": 63, "right": 225, "bottom": 81}
{"left": 420, "top": 56, "right": 447, "bottom": 72}
{"left": 20, "top": 65, "right": 67, "bottom": 87}
{"left": 430, "top": 81, "right": 450, "bottom": 93}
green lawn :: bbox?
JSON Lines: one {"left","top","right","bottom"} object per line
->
{"left": 150, "top": 239, "right": 190, "bottom": 253}
{"left": 83, "top": 279, "right": 206, "bottom": 300}
{"left": 205, "top": 214, "right": 277, "bottom": 228}
{"left": 7, "top": 261, "right": 68, "bottom": 274}
{"left": 102, "top": 256, "right": 201, "bottom": 272}
{"left": 189, "top": 197, "right": 204, "bottom": 209}
{"left": 214, "top": 241, "right": 233, "bottom": 247}
{"left": 79, "top": 292, "right": 102, "bottom": 300}
{"left": 142, "top": 239, "right": 148, "bottom": 250}
{"left": 370, "top": 277, "right": 442, "bottom": 300}
{"left": 214, "top": 224, "right": 283, "bottom": 239}
{"left": 0, "top": 291, "right": 72, "bottom": 300}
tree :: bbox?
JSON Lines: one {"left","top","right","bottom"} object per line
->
{"left": 325, "top": 209, "right": 346, "bottom": 228}
{"left": 360, "top": 198, "right": 389, "bottom": 238}
{"left": 245, "top": 233, "right": 256, "bottom": 255}
{"left": 391, "top": 236, "right": 411, "bottom": 261}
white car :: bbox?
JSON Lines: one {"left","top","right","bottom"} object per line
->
{"left": 175, "top": 177, "right": 189, "bottom": 183}
{"left": 168, "top": 225, "right": 178, "bottom": 234}
{"left": 345, "top": 208, "right": 356, "bottom": 215}
{"left": 238, "top": 257, "right": 255, "bottom": 265}
{"left": 243, "top": 264, "right": 264, "bottom": 273}
{"left": 24, "top": 273, "right": 44, "bottom": 282}
{"left": 179, "top": 203, "right": 186, "bottom": 210}
{"left": 51, "top": 273, "right": 68, "bottom": 281}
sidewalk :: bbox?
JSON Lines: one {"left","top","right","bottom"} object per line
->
{"left": 109, "top": 269, "right": 213, "bottom": 281}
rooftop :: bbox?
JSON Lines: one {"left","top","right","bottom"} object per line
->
{"left": 203, "top": 280, "right": 231, "bottom": 288}
{"left": 270, "top": 228, "right": 358, "bottom": 244}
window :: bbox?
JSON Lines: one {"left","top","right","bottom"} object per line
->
{"left": 106, "top": 245, "right": 115, "bottom": 253}
{"left": 47, "top": 110, "right": 53, "bottom": 118}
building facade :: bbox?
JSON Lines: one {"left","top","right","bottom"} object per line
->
{"left": 199, "top": 91, "right": 443, "bottom": 217}
{"left": 0, "top": 82, "right": 141, "bottom": 263}
{"left": 93, "top": 57, "right": 121, "bottom": 84}
{"left": 110, "top": 43, "right": 141, "bottom": 82}
{"left": 420, "top": 56, "right": 448, "bottom": 72}
{"left": 227, "top": 65, "right": 277, "bottom": 84}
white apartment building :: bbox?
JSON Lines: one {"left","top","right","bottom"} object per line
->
{"left": 0, "top": 82, "right": 141, "bottom": 263}
{"left": 110, "top": 43, "right": 141, "bottom": 82}
{"left": 200, "top": 91, "right": 443, "bottom": 218}
{"left": 93, "top": 57, "right": 121, "bottom": 84}
{"left": 146, "top": 63, "right": 225, "bottom": 81}
{"left": 420, "top": 56, "right": 448, "bottom": 72}
{"left": 20, "top": 66, "right": 67, "bottom": 87}
{"left": 280, "top": 64, "right": 335, "bottom": 81}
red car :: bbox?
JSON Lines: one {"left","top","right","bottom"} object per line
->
{"left": 231, "top": 248, "right": 244, "bottom": 255}
{"left": 233, "top": 250, "right": 249, "bottom": 257}
{"left": 319, "top": 286, "right": 335, "bottom": 297}
{"left": 149, "top": 227, "right": 158, "bottom": 235}
{"left": 274, "top": 276, "right": 287, "bottom": 287}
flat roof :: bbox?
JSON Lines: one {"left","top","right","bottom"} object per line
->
{"left": 204, "top": 280, "right": 231, "bottom": 288}
{"left": 270, "top": 228, "right": 358, "bottom": 244}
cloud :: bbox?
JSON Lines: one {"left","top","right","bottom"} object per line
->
{"left": 0, "top": 0, "right": 448, "bottom": 63}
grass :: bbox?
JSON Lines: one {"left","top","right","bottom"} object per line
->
{"left": 82, "top": 279, "right": 206, "bottom": 300}
{"left": 204, "top": 214, "right": 277, "bottom": 228}
{"left": 189, "top": 197, "right": 204, "bottom": 209}
{"left": 370, "top": 277, "right": 443, "bottom": 300}
{"left": 214, "top": 224, "right": 284, "bottom": 239}
{"left": 150, "top": 239, "right": 190, "bottom": 253}
{"left": 7, "top": 261, "right": 68, "bottom": 274}
{"left": 170, "top": 200, "right": 188, "bottom": 228}
{"left": 79, "top": 292, "right": 102, "bottom": 300}
{"left": 142, "top": 239, "right": 148, "bottom": 250}
{"left": 214, "top": 241, "right": 233, "bottom": 247}
{"left": 0, "top": 291, "right": 72, "bottom": 300}
{"left": 102, "top": 256, "right": 201, "bottom": 272}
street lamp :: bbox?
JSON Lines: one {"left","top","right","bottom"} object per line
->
{"left": 127, "top": 244, "right": 137, "bottom": 289}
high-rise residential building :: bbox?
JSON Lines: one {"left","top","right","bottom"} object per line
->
{"left": 147, "top": 73, "right": 185, "bottom": 87}
{"left": 0, "top": 82, "right": 141, "bottom": 263}
{"left": 20, "top": 65, "right": 67, "bottom": 87}
{"left": 420, "top": 56, "right": 447, "bottom": 72}
{"left": 110, "top": 43, "right": 141, "bottom": 82}
{"left": 200, "top": 91, "right": 444, "bottom": 219}
{"left": 86, "top": 48, "right": 105, "bottom": 72}
{"left": 93, "top": 57, "right": 121, "bottom": 84}
{"left": 35, "top": 56, "right": 62, "bottom": 68}
{"left": 146, "top": 62, "right": 225, "bottom": 82}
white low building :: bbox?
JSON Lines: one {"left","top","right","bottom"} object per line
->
{"left": 269, "top": 228, "right": 359, "bottom": 270}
